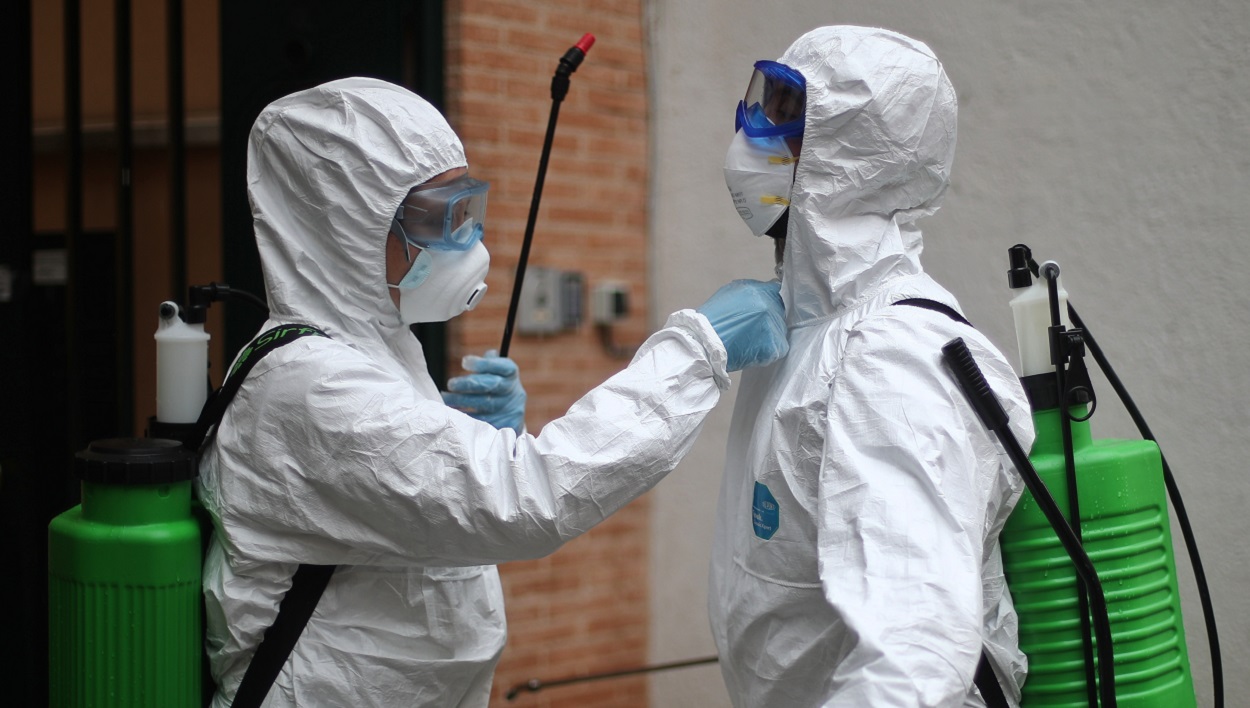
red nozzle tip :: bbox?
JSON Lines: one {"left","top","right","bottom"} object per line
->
{"left": 576, "top": 33, "right": 595, "bottom": 54}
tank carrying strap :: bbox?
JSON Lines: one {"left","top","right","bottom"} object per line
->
{"left": 185, "top": 324, "right": 329, "bottom": 453}
{"left": 893, "top": 297, "right": 973, "bottom": 327}
{"left": 976, "top": 650, "right": 1010, "bottom": 708}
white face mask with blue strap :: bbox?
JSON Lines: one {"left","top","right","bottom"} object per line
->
{"left": 723, "top": 130, "right": 797, "bottom": 237}
{"left": 388, "top": 236, "right": 490, "bottom": 324}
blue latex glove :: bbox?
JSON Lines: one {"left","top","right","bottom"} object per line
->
{"left": 696, "top": 279, "right": 789, "bottom": 372}
{"left": 441, "top": 350, "right": 527, "bottom": 434}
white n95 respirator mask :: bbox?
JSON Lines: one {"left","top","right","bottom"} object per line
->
{"left": 389, "top": 239, "right": 490, "bottom": 324}
{"left": 724, "top": 130, "right": 797, "bottom": 236}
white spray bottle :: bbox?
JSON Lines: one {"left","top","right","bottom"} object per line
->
{"left": 154, "top": 301, "right": 210, "bottom": 425}
{"left": 1008, "top": 248, "right": 1071, "bottom": 379}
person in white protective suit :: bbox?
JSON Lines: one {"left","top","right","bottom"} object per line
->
{"left": 196, "top": 77, "right": 789, "bottom": 708}
{"left": 709, "top": 26, "right": 1038, "bottom": 707}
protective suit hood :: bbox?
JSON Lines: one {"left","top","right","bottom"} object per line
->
{"left": 247, "top": 77, "right": 466, "bottom": 387}
{"left": 778, "top": 26, "right": 957, "bottom": 326}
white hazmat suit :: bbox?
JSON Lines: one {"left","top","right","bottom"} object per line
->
{"left": 197, "top": 78, "right": 742, "bottom": 707}
{"left": 708, "top": 27, "right": 1037, "bottom": 707}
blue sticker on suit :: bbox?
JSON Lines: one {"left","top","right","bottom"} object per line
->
{"left": 752, "top": 482, "right": 779, "bottom": 540}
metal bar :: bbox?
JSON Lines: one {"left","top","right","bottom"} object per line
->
{"left": 406, "top": 0, "right": 448, "bottom": 385}
{"left": 168, "top": 0, "right": 187, "bottom": 301}
{"left": 0, "top": 0, "right": 39, "bottom": 700}
{"left": 115, "top": 0, "right": 134, "bottom": 434}
{"left": 66, "top": 0, "right": 83, "bottom": 448}
{"left": 506, "top": 656, "right": 719, "bottom": 700}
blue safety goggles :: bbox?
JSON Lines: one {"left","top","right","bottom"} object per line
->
{"left": 734, "top": 60, "right": 807, "bottom": 139}
{"left": 392, "top": 175, "right": 489, "bottom": 253}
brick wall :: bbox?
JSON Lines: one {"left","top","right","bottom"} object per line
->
{"left": 445, "top": 1, "right": 653, "bottom": 705}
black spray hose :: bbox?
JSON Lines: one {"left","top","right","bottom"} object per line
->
{"left": 942, "top": 337, "right": 1117, "bottom": 708}
{"left": 183, "top": 281, "right": 269, "bottom": 324}
{"left": 505, "top": 655, "right": 718, "bottom": 701}
{"left": 499, "top": 33, "right": 596, "bottom": 357}
{"left": 1041, "top": 262, "right": 1099, "bottom": 707}
{"left": 1068, "top": 304, "right": 1223, "bottom": 708}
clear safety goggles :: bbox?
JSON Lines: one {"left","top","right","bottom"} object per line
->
{"left": 392, "top": 175, "right": 489, "bottom": 253}
{"left": 735, "top": 60, "right": 807, "bottom": 139}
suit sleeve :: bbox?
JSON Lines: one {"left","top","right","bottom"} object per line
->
{"left": 205, "top": 310, "right": 729, "bottom": 568}
{"left": 815, "top": 313, "right": 996, "bottom": 707}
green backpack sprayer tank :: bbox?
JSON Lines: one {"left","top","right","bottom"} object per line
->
{"left": 47, "top": 438, "right": 203, "bottom": 706}
{"left": 1003, "top": 409, "right": 1193, "bottom": 706}
{"left": 995, "top": 248, "right": 1215, "bottom": 707}
{"left": 48, "top": 287, "right": 333, "bottom": 708}
{"left": 47, "top": 301, "right": 210, "bottom": 707}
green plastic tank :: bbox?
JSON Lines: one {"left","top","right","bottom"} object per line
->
{"left": 48, "top": 438, "right": 201, "bottom": 707}
{"left": 1003, "top": 256, "right": 1196, "bottom": 705}
{"left": 1001, "top": 405, "right": 1195, "bottom": 706}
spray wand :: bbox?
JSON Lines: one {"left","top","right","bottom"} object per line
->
{"left": 493, "top": 39, "right": 721, "bottom": 699}
{"left": 499, "top": 33, "right": 596, "bottom": 357}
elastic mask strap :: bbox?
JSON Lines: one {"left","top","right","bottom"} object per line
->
{"left": 393, "top": 207, "right": 413, "bottom": 264}
{"left": 390, "top": 248, "right": 433, "bottom": 290}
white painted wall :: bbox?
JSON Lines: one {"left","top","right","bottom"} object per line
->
{"left": 645, "top": 2, "right": 1250, "bottom": 706}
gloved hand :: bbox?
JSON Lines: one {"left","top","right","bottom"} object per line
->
{"left": 696, "top": 279, "right": 789, "bottom": 372}
{"left": 441, "top": 350, "right": 527, "bottom": 434}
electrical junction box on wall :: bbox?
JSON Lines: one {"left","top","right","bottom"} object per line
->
{"left": 516, "top": 267, "right": 584, "bottom": 335}
{"left": 591, "top": 282, "right": 629, "bottom": 325}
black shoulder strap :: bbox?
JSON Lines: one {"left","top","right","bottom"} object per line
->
{"left": 895, "top": 301, "right": 1010, "bottom": 706}
{"left": 186, "top": 323, "right": 329, "bottom": 453}
{"left": 976, "top": 649, "right": 1011, "bottom": 708}
{"left": 181, "top": 323, "right": 334, "bottom": 708}
{"left": 894, "top": 297, "right": 973, "bottom": 327}
{"left": 231, "top": 564, "right": 337, "bottom": 708}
